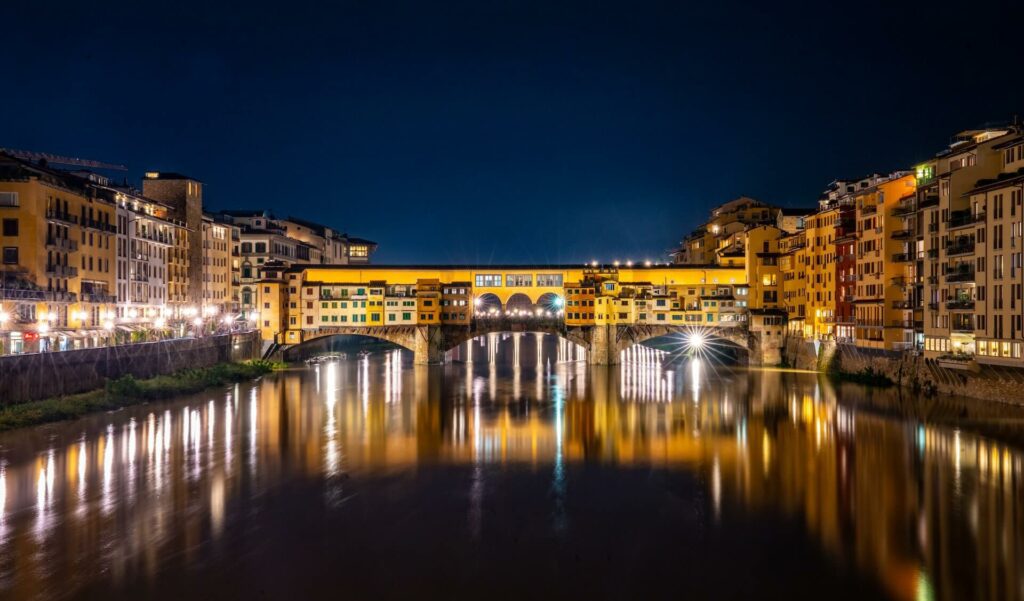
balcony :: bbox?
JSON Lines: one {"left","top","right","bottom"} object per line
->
{"left": 947, "top": 211, "right": 985, "bottom": 230}
{"left": 81, "top": 292, "right": 116, "bottom": 303}
{"left": 44, "top": 264, "right": 78, "bottom": 278}
{"left": 45, "top": 289, "right": 76, "bottom": 303}
{"left": 927, "top": 222, "right": 939, "bottom": 233}
{"left": 946, "top": 299, "right": 975, "bottom": 311}
{"left": 919, "top": 194, "right": 939, "bottom": 209}
{"left": 890, "top": 228, "right": 913, "bottom": 239}
{"left": 951, "top": 319, "right": 975, "bottom": 333}
{"left": 861, "top": 205, "right": 878, "bottom": 215}
{"left": 928, "top": 302, "right": 939, "bottom": 311}
{"left": 926, "top": 275, "right": 938, "bottom": 285}
{"left": 946, "top": 268, "right": 975, "bottom": 283}
{"left": 45, "top": 237, "right": 79, "bottom": 252}
{"left": 891, "top": 252, "right": 913, "bottom": 263}
{"left": 926, "top": 248, "right": 938, "bottom": 259}
{"left": 83, "top": 218, "right": 117, "bottom": 234}
{"left": 887, "top": 320, "right": 915, "bottom": 329}
{"left": 891, "top": 203, "right": 916, "bottom": 217}
{"left": 945, "top": 241, "right": 975, "bottom": 256}
{"left": 891, "top": 300, "right": 915, "bottom": 310}
{"left": 45, "top": 209, "right": 78, "bottom": 225}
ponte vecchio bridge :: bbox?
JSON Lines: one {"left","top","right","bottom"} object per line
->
{"left": 254, "top": 263, "right": 778, "bottom": 365}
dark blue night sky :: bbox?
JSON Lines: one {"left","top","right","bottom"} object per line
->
{"left": 6, "top": 1, "right": 1023, "bottom": 263}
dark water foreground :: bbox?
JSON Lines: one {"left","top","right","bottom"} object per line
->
{"left": 0, "top": 347, "right": 1022, "bottom": 600}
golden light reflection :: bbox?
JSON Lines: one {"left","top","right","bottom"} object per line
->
{"left": 0, "top": 352, "right": 1019, "bottom": 600}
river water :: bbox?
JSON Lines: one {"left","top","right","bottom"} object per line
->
{"left": 0, "top": 335, "right": 1022, "bottom": 600}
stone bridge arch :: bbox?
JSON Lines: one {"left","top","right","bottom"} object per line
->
{"left": 280, "top": 327, "right": 424, "bottom": 362}
{"left": 441, "top": 319, "right": 590, "bottom": 353}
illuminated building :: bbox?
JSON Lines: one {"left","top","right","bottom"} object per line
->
{"left": 0, "top": 153, "right": 118, "bottom": 352}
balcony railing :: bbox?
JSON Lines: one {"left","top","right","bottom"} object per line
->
{"left": 861, "top": 205, "right": 878, "bottom": 215}
{"left": 83, "top": 219, "right": 117, "bottom": 234}
{"left": 946, "top": 269, "right": 975, "bottom": 283}
{"left": 81, "top": 292, "right": 116, "bottom": 303}
{"left": 945, "top": 242, "right": 975, "bottom": 256}
{"left": 45, "top": 209, "right": 79, "bottom": 225}
{"left": 891, "top": 203, "right": 916, "bottom": 217}
{"left": 947, "top": 211, "right": 985, "bottom": 229}
{"left": 890, "top": 228, "right": 913, "bottom": 239}
{"left": 951, "top": 320, "right": 975, "bottom": 333}
{"left": 927, "top": 222, "right": 939, "bottom": 233}
{"left": 892, "top": 252, "right": 913, "bottom": 263}
{"left": 946, "top": 299, "right": 975, "bottom": 311}
{"left": 926, "top": 248, "right": 938, "bottom": 259}
{"left": 45, "top": 237, "right": 79, "bottom": 252}
{"left": 891, "top": 300, "right": 915, "bottom": 309}
{"left": 888, "top": 320, "right": 915, "bottom": 329}
{"left": 44, "top": 264, "right": 78, "bottom": 278}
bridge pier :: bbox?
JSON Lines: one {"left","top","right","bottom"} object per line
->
{"left": 587, "top": 324, "right": 620, "bottom": 366}
{"left": 411, "top": 325, "right": 445, "bottom": 365}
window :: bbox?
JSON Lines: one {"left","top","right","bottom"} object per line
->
{"left": 536, "top": 274, "right": 563, "bottom": 287}
{"left": 241, "top": 242, "right": 253, "bottom": 253}
{"left": 255, "top": 242, "right": 267, "bottom": 253}
{"left": 0, "top": 192, "right": 18, "bottom": 207}
{"left": 475, "top": 274, "right": 502, "bottom": 287}
{"left": 2, "top": 247, "right": 17, "bottom": 264}
{"left": 2, "top": 219, "right": 17, "bottom": 237}
{"left": 506, "top": 274, "right": 532, "bottom": 287}
{"left": 402, "top": 312, "right": 412, "bottom": 320}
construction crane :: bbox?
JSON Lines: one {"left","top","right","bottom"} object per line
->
{"left": 0, "top": 148, "right": 127, "bottom": 171}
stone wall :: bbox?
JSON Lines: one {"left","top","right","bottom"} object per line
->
{"left": 0, "top": 331, "right": 261, "bottom": 406}
{"left": 806, "top": 341, "right": 1024, "bottom": 405}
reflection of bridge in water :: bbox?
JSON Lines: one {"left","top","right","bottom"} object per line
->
{"left": 1, "top": 357, "right": 1022, "bottom": 600}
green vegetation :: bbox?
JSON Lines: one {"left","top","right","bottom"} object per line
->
{"left": 0, "top": 360, "right": 283, "bottom": 432}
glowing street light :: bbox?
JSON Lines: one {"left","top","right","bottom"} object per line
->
{"left": 0, "top": 311, "right": 8, "bottom": 325}
{"left": 154, "top": 317, "right": 167, "bottom": 329}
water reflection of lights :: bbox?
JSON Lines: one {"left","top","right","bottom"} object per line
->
{"left": 324, "top": 361, "right": 341, "bottom": 477}
{"left": 0, "top": 358, "right": 1022, "bottom": 600}
{"left": 102, "top": 425, "right": 115, "bottom": 515}
{"left": 690, "top": 359, "right": 702, "bottom": 404}
{"left": 618, "top": 355, "right": 675, "bottom": 403}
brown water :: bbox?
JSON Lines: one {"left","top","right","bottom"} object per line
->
{"left": 0, "top": 344, "right": 1022, "bottom": 600}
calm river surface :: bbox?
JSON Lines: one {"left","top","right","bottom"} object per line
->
{"left": 1, "top": 335, "right": 1023, "bottom": 600}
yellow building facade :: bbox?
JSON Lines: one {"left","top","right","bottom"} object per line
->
{"left": 0, "top": 156, "right": 117, "bottom": 352}
{"left": 256, "top": 264, "right": 749, "bottom": 346}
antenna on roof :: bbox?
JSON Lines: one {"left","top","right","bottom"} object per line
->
{"left": 0, "top": 148, "right": 127, "bottom": 171}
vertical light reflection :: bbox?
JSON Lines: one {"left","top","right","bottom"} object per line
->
{"left": 552, "top": 371, "right": 567, "bottom": 534}
{"left": 210, "top": 475, "right": 225, "bottom": 540}
{"left": 249, "top": 387, "right": 258, "bottom": 476}
{"left": 101, "top": 425, "right": 115, "bottom": 515}
{"left": 324, "top": 361, "right": 340, "bottom": 477}
{"left": 225, "top": 395, "right": 234, "bottom": 469}
{"left": 77, "top": 440, "right": 88, "bottom": 506}
{"left": 711, "top": 454, "right": 721, "bottom": 522}
{"left": 126, "top": 418, "right": 137, "bottom": 506}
